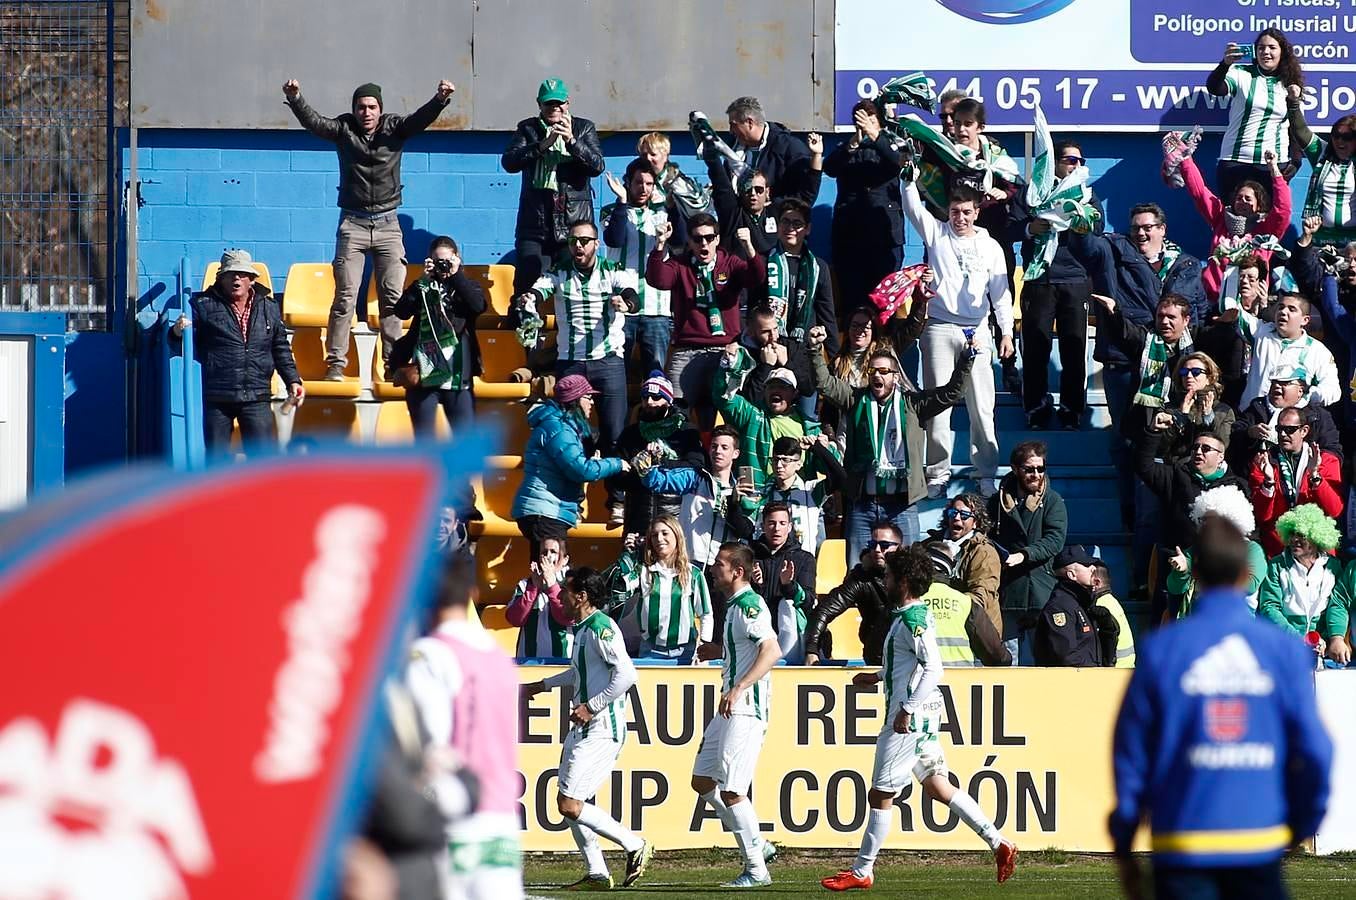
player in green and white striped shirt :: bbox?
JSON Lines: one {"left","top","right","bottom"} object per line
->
{"left": 1207, "top": 31, "right": 1305, "bottom": 200}
{"left": 523, "top": 567, "right": 654, "bottom": 890}
{"left": 607, "top": 514, "right": 713, "bottom": 661}
{"left": 691, "top": 543, "right": 783, "bottom": 888}
{"left": 822, "top": 546, "right": 1016, "bottom": 892}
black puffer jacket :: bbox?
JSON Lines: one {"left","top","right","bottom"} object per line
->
{"left": 286, "top": 93, "right": 448, "bottom": 214}
{"left": 823, "top": 134, "right": 905, "bottom": 252}
{"left": 501, "top": 116, "right": 605, "bottom": 244}
{"left": 751, "top": 532, "right": 818, "bottom": 646}
{"left": 802, "top": 563, "right": 889, "bottom": 664}
{"left": 188, "top": 283, "right": 301, "bottom": 403}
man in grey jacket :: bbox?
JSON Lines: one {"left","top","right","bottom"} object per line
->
{"left": 284, "top": 78, "right": 454, "bottom": 379}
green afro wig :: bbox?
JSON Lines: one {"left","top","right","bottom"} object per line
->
{"left": 1275, "top": 503, "right": 1341, "bottom": 553}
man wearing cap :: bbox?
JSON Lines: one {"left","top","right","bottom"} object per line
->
{"left": 502, "top": 78, "right": 606, "bottom": 295}
{"left": 283, "top": 77, "right": 455, "bottom": 380}
{"left": 614, "top": 372, "right": 707, "bottom": 536}
{"left": 1034, "top": 546, "right": 1118, "bottom": 667}
{"left": 1231, "top": 365, "right": 1342, "bottom": 468}
{"left": 173, "top": 250, "right": 303, "bottom": 455}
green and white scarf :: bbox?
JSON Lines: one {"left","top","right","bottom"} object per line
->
{"left": 602, "top": 203, "right": 671, "bottom": 316}
{"left": 696, "top": 260, "right": 725, "bottom": 337}
{"left": 1022, "top": 105, "right": 1102, "bottom": 282}
{"left": 766, "top": 249, "right": 821, "bottom": 342}
{"left": 1133, "top": 331, "right": 1192, "bottom": 408}
{"left": 412, "top": 281, "right": 462, "bottom": 390}
{"left": 532, "top": 119, "right": 569, "bottom": 191}
{"left": 896, "top": 113, "right": 1023, "bottom": 208}
{"left": 847, "top": 389, "right": 909, "bottom": 496}
{"left": 1148, "top": 240, "right": 1183, "bottom": 282}
{"left": 1276, "top": 444, "right": 1311, "bottom": 506}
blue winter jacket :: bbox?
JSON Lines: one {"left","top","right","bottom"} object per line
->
{"left": 510, "top": 400, "right": 623, "bottom": 526}
{"left": 1067, "top": 231, "right": 1207, "bottom": 367}
{"left": 1109, "top": 587, "right": 1332, "bottom": 867}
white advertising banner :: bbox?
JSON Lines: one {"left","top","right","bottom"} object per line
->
{"left": 835, "top": 0, "right": 1356, "bottom": 131}
{"left": 1315, "top": 669, "right": 1356, "bottom": 855}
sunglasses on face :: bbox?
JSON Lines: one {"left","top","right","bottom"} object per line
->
{"left": 1179, "top": 366, "right": 1207, "bottom": 378}
{"left": 1022, "top": 464, "right": 1046, "bottom": 474}
{"left": 692, "top": 233, "right": 719, "bottom": 244}
{"left": 943, "top": 508, "right": 976, "bottom": 521}
{"left": 1060, "top": 155, "right": 1085, "bottom": 166}
{"left": 1192, "top": 444, "right": 1222, "bottom": 455}
{"left": 1277, "top": 424, "right": 1304, "bottom": 436}
{"left": 780, "top": 219, "right": 808, "bottom": 231}
{"left": 744, "top": 185, "right": 768, "bottom": 195}
{"left": 868, "top": 365, "right": 897, "bottom": 375}
{"left": 850, "top": 320, "right": 873, "bottom": 331}
{"left": 867, "top": 540, "right": 899, "bottom": 551}
{"left": 568, "top": 236, "right": 596, "bottom": 246}
{"left": 1333, "top": 131, "right": 1356, "bottom": 142}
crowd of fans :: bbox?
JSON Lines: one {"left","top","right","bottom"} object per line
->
{"left": 487, "top": 31, "right": 1355, "bottom": 671}
{"left": 184, "top": 31, "right": 1356, "bottom": 676}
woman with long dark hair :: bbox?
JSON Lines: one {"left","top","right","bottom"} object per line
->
{"left": 1206, "top": 27, "right": 1305, "bottom": 200}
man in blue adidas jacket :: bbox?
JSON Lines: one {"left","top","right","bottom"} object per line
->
{"left": 1109, "top": 515, "right": 1332, "bottom": 900}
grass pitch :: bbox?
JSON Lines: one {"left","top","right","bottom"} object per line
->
{"left": 524, "top": 848, "right": 1356, "bottom": 899}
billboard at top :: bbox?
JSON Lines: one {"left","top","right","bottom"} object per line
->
{"left": 835, "top": 0, "right": 1356, "bottom": 132}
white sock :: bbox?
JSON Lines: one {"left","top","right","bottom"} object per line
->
{"left": 569, "top": 821, "right": 609, "bottom": 876}
{"left": 576, "top": 802, "right": 644, "bottom": 853}
{"left": 702, "top": 789, "right": 740, "bottom": 833}
{"left": 852, "top": 807, "right": 893, "bottom": 877}
{"left": 949, "top": 791, "right": 1003, "bottom": 851}
{"left": 727, "top": 799, "right": 767, "bottom": 876}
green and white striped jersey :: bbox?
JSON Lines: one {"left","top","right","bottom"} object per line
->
{"left": 600, "top": 203, "right": 672, "bottom": 316}
{"left": 1302, "top": 136, "right": 1356, "bottom": 234}
{"left": 722, "top": 587, "right": 777, "bottom": 720}
{"left": 532, "top": 258, "right": 637, "bottom": 362}
{"left": 882, "top": 602, "right": 944, "bottom": 721}
{"left": 512, "top": 577, "right": 573, "bottom": 659}
{"left": 570, "top": 609, "right": 633, "bottom": 740}
{"left": 612, "top": 555, "right": 713, "bottom": 650}
{"left": 1221, "top": 65, "right": 1288, "bottom": 165}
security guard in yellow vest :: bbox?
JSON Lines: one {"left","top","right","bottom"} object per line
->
{"left": 1091, "top": 561, "right": 1135, "bottom": 668}
{"left": 920, "top": 582, "right": 1011, "bottom": 666}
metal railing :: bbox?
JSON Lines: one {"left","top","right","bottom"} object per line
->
{"left": 0, "top": 1, "right": 123, "bottom": 331}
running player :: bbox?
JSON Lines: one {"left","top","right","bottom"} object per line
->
{"left": 406, "top": 554, "right": 524, "bottom": 900}
{"left": 691, "top": 543, "right": 783, "bottom": 888}
{"left": 522, "top": 567, "right": 654, "bottom": 890}
{"left": 821, "top": 545, "right": 1018, "bottom": 891}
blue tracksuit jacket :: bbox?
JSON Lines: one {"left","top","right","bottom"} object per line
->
{"left": 1109, "top": 587, "right": 1332, "bottom": 867}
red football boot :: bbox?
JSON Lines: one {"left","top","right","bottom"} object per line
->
{"left": 821, "top": 870, "right": 874, "bottom": 891}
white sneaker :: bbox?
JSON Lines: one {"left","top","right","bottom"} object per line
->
{"left": 723, "top": 870, "right": 772, "bottom": 888}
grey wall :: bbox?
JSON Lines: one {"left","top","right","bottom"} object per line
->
{"left": 131, "top": 0, "right": 833, "bottom": 130}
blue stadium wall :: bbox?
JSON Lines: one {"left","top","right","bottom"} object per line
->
{"left": 83, "top": 127, "right": 1312, "bottom": 473}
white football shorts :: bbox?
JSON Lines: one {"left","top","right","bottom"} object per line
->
{"left": 557, "top": 726, "right": 624, "bottom": 801}
{"left": 692, "top": 713, "right": 768, "bottom": 795}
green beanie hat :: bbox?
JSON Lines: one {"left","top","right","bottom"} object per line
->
{"left": 352, "top": 83, "right": 383, "bottom": 110}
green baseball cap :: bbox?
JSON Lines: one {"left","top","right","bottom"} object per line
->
{"left": 537, "top": 78, "right": 569, "bottom": 104}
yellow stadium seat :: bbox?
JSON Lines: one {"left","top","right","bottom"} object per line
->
{"left": 479, "top": 330, "right": 527, "bottom": 382}
{"left": 371, "top": 339, "right": 406, "bottom": 400}
{"left": 478, "top": 604, "right": 521, "bottom": 656}
{"left": 473, "top": 377, "right": 532, "bottom": 401}
{"left": 477, "top": 399, "right": 532, "bottom": 456}
{"left": 568, "top": 536, "right": 623, "bottom": 572}
{"left": 466, "top": 263, "right": 517, "bottom": 317}
{"left": 288, "top": 399, "right": 361, "bottom": 443}
{"left": 280, "top": 263, "right": 335, "bottom": 327}
{"left": 202, "top": 260, "right": 273, "bottom": 292}
{"left": 816, "top": 539, "right": 848, "bottom": 595}
{"left": 366, "top": 264, "right": 423, "bottom": 329}
{"left": 290, "top": 327, "right": 361, "bottom": 397}
{"left": 479, "top": 466, "right": 522, "bottom": 519}
{"left": 826, "top": 608, "right": 864, "bottom": 660}
{"left": 374, "top": 401, "right": 415, "bottom": 445}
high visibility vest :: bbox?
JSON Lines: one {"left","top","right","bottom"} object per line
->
{"left": 1095, "top": 591, "right": 1136, "bottom": 668}
{"left": 922, "top": 583, "right": 976, "bottom": 667}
